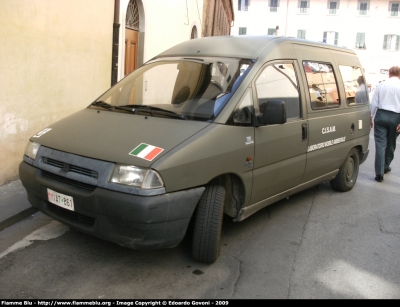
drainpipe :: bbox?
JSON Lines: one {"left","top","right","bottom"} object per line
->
{"left": 285, "top": 0, "right": 289, "bottom": 36}
{"left": 111, "top": 0, "right": 120, "bottom": 86}
{"left": 211, "top": 0, "right": 217, "bottom": 36}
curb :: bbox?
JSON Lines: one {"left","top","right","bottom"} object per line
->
{"left": 0, "top": 206, "right": 38, "bottom": 232}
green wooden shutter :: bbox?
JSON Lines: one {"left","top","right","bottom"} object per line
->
{"left": 356, "top": 33, "right": 365, "bottom": 48}
{"left": 297, "top": 30, "right": 305, "bottom": 39}
{"left": 356, "top": 33, "right": 361, "bottom": 47}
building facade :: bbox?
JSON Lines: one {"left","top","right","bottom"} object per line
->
{"left": 232, "top": 0, "right": 399, "bottom": 85}
{"left": 202, "top": 0, "right": 235, "bottom": 37}
{"left": 115, "top": 0, "right": 206, "bottom": 82}
{"left": 116, "top": 0, "right": 233, "bottom": 82}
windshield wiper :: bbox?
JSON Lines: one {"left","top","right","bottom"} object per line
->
{"left": 131, "top": 105, "right": 155, "bottom": 116}
{"left": 120, "top": 105, "right": 189, "bottom": 120}
{"left": 91, "top": 102, "right": 188, "bottom": 120}
{"left": 91, "top": 101, "right": 114, "bottom": 110}
{"left": 90, "top": 101, "right": 140, "bottom": 113}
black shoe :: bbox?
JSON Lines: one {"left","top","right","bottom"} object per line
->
{"left": 384, "top": 167, "right": 391, "bottom": 174}
{"left": 375, "top": 175, "right": 384, "bottom": 182}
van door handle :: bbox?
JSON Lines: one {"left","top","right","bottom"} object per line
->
{"left": 302, "top": 123, "right": 308, "bottom": 141}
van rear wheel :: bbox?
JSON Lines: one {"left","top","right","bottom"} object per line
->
{"left": 330, "top": 148, "right": 359, "bottom": 192}
{"left": 192, "top": 184, "right": 225, "bottom": 264}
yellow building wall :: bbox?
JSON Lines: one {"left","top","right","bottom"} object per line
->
{"left": 0, "top": 0, "right": 114, "bottom": 185}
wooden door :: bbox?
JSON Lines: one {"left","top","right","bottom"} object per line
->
{"left": 125, "top": 28, "right": 138, "bottom": 76}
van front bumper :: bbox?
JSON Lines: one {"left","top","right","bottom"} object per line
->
{"left": 19, "top": 161, "right": 204, "bottom": 250}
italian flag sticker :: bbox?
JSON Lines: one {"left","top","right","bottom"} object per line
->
{"left": 129, "top": 143, "right": 164, "bottom": 161}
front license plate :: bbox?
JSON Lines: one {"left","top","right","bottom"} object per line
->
{"left": 47, "top": 188, "right": 74, "bottom": 211}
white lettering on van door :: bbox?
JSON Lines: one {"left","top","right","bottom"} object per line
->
{"left": 307, "top": 136, "right": 346, "bottom": 152}
{"left": 322, "top": 126, "right": 336, "bottom": 134}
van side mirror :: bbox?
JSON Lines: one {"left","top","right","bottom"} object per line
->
{"left": 256, "top": 100, "right": 287, "bottom": 126}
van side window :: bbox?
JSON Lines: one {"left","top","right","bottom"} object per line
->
{"left": 228, "top": 88, "right": 254, "bottom": 126}
{"left": 338, "top": 65, "right": 369, "bottom": 105}
{"left": 255, "top": 63, "right": 300, "bottom": 119}
{"left": 303, "top": 61, "right": 340, "bottom": 109}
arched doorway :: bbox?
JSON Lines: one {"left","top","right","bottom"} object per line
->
{"left": 125, "top": 0, "right": 139, "bottom": 76}
{"left": 191, "top": 25, "right": 198, "bottom": 39}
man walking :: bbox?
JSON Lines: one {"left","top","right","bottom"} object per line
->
{"left": 370, "top": 66, "right": 400, "bottom": 182}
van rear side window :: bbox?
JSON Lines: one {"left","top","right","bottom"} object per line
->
{"left": 303, "top": 61, "right": 340, "bottom": 110}
{"left": 338, "top": 65, "right": 369, "bottom": 105}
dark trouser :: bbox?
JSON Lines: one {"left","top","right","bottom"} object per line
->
{"left": 374, "top": 109, "right": 400, "bottom": 176}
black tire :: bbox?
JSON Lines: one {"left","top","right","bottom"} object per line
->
{"left": 330, "top": 148, "right": 360, "bottom": 192}
{"left": 192, "top": 184, "right": 225, "bottom": 264}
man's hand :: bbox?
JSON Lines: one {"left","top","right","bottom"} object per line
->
{"left": 396, "top": 123, "right": 400, "bottom": 134}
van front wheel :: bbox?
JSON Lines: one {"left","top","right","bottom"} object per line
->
{"left": 192, "top": 184, "right": 225, "bottom": 264}
{"left": 330, "top": 148, "right": 360, "bottom": 192}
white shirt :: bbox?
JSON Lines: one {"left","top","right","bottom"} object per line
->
{"left": 370, "top": 76, "right": 400, "bottom": 116}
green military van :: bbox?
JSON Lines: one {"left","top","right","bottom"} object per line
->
{"left": 20, "top": 36, "right": 370, "bottom": 263}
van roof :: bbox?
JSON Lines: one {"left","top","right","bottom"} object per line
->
{"left": 156, "top": 35, "right": 355, "bottom": 60}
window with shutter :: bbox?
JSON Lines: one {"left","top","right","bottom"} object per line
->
{"left": 328, "top": 1, "right": 339, "bottom": 14}
{"left": 238, "top": 0, "right": 249, "bottom": 11}
{"left": 322, "top": 31, "right": 339, "bottom": 45}
{"left": 389, "top": 2, "right": 400, "bottom": 16}
{"left": 383, "top": 34, "right": 400, "bottom": 50}
{"left": 298, "top": 0, "right": 309, "bottom": 13}
{"left": 270, "top": 0, "right": 279, "bottom": 12}
{"left": 297, "top": 30, "right": 306, "bottom": 39}
{"left": 355, "top": 33, "right": 366, "bottom": 49}
{"left": 358, "top": 1, "right": 369, "bottom": 15}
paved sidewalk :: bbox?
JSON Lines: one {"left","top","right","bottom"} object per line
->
{"left": 0, "top": 180, "right": 37, "bottom": 231}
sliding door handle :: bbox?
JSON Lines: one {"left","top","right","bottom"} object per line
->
{"left": 302, "top": 123, "right": 308, "bottom": 142}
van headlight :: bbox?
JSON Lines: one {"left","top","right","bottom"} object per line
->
{"left": 24, "top": 141, "right": 40, "bottom": 160}
{"left": 110, "top": 164, "right": 164, "bottom": 189}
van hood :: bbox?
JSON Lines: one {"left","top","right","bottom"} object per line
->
{"left": 30, "top": 109, "right": 210, "bottom": 167}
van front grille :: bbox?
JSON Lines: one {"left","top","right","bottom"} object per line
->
{"left": 42, "top": 157, "right": 98, "bottom": 179}
{"left": 42, "top": 171, "right": 96, "bottom": 192}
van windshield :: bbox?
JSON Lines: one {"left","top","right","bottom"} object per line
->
{"left": 91, "top": 57, "right": 254, "bottom": 121}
